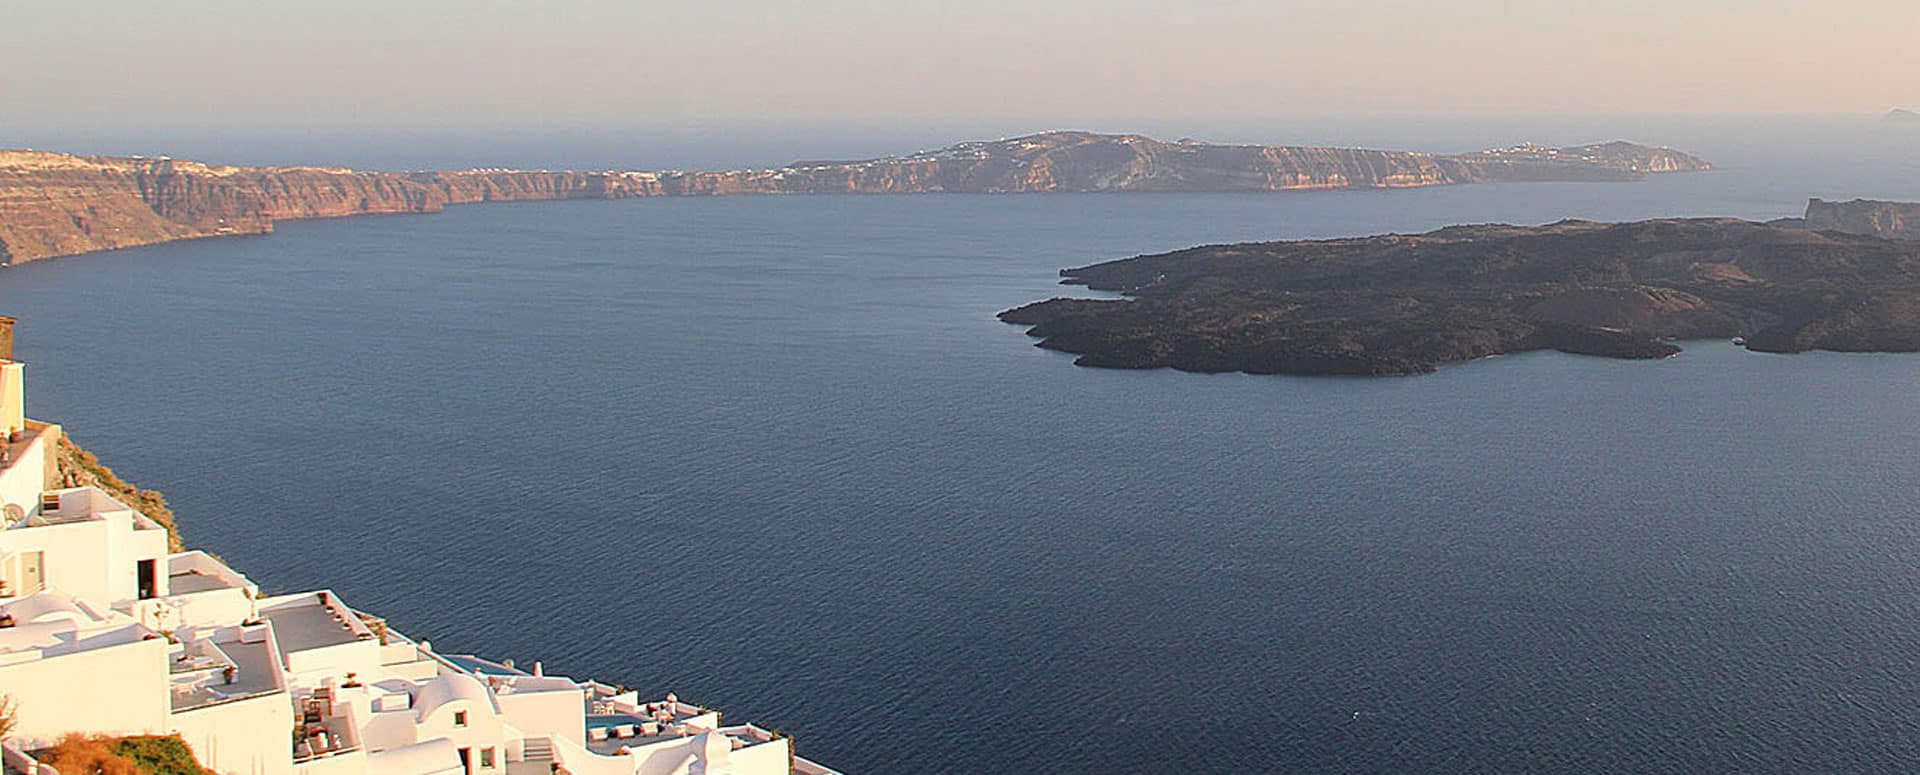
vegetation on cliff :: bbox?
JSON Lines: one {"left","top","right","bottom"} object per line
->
{"left": 37, "top": 734, "right": 214, "bottom": 775}
{"left": 53, "top": 435, "right": 183, "bottom": 551}
{"left": 1001, "top": 218, "right": 1920, "bottom": 376}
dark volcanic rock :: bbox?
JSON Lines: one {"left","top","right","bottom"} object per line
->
{"left": 999, "top": 219, "right": 1920, "bottom": 376}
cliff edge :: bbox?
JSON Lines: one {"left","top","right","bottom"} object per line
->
{"left": 1804, "top": 198, "right": 1920, "bottom": 240}
{"left": 52, "top": 434, "right": 183, "bottom": 551}
{"left": 0, "top": 132, "right": 1710, "bottom": 265}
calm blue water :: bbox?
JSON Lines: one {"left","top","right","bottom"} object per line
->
{"left": 4, "top": 120, "right": 1920, "bottom": 772}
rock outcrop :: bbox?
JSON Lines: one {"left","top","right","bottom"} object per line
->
{"left": 1001, "top": 219, "right": 1920, "bottom": 376}
{"left": 0, "top": 133, "right": 1710, "bottom": 265}
{"left": 1804, "top": 198, "right": 1920, "bottom": 240}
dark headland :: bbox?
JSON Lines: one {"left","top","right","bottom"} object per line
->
{"left": 1001, "top": 203, "right": 1920, "bottom": 376}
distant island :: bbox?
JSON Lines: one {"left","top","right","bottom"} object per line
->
{"left": 1886, "top": 108, "right": 1920, "bottom": 122}
{"left": 1001, "top": 203, "right": 1920, "bottom": 376}
{"left": 0, "top": 132, "right": 1710, "bottom": 264}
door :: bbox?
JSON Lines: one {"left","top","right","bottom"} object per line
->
{"left": 136, "top": 558, "right": 157, "bottom": 599}
{"left": 458, "top": 747, "right": 472, "bottom": 775}
{"left": 19, "top": 551, "right": 43, "bottom": 595}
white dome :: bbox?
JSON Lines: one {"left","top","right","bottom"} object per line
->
{"left": 3, "top": 590, "right": 88, "bottom": 625}
{"left": 413, "top": 672, "right": 496, "bottom": 721}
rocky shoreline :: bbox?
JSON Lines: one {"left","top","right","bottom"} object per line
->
{"left": 1001, "top": 209, "right": 1920, "bottom": 376}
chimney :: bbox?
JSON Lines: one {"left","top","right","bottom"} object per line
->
{"left": 0, "top": 317, "right": 15, "bottom": 362}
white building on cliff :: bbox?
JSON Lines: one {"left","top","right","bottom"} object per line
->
{"left": 0, "top": 318, "right": 837, "bottom": 775}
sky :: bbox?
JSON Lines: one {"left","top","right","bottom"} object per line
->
{"left": 4, "top": 0, "right": 1917, "bottom": 131}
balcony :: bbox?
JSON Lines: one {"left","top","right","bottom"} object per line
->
{"left": 293, "top": 687, "right": 363, "bottom": 763}
{"left": 584, "top": 700, "right": 721, "bottom": 755}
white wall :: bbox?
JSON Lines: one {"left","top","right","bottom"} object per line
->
{"left": 628, "top": 738, "right": 699, "bottom": 775}
{"left": 171, "top": 690, "right": 296, "bottom": 775}
{"left": 0, "top": 363, "right": 26, "bottom": 439}
{"left": 495, "top": 687, "right": 586, "bottom": 751}
{"left": 0, "top": 635, "right": 170, "bottom": 747}
{"left": 727, "top": 740, "right": 791, "bottom": 775}
{"left": 416, "top": 696, "right": 507, "bottom": 775}
{"left": 549, "top": 736, "right": 640, "bottom": 775}
{"left": 283, "top": 640, "right": 384, "bottom": 687}
{"left": 0, "top": 497, "right": 168, "bottom": 608}
{"left": 134, "top": 585, "right": 254, "bottom": 633}
{"left": 351, "top": 703, "right": 424, "bottom": 754}
{"left": 292, "top": 749, "right": 367, "bottom": 775}
{"left": 0, "top": 424, "right": 47, "bottom": 515}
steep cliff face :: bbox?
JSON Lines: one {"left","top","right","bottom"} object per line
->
{"left": 0, "top": 132, "right": 1711, "bottom": 265}
{"left": 0, "top": 152, "right": 262, "bottom": 262}
{"left": 1804, "top": 198, "right": 1920, "bottom": 240}
{"left": 773, "top": 133, "right": 1708, "bottom": 193}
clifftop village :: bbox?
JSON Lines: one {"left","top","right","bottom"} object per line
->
{"left": 0, "top": 317, "right": 837, "bottom": 775}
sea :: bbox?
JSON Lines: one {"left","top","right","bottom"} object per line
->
{"left": 2, "top": 116, "right": 1919, "bottom": 772}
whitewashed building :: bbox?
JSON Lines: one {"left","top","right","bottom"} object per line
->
{"left": 0, "top": 318, "right": 837, "bottom": 775}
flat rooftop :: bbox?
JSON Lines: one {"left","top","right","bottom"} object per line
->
{"left": 168, "top": 570, "right": 242, "bottom": 595}
{"left": 445, "top": 654, "right": 528, "bottom": 677}
{"left": 261, "top": 599, "right": 364, "bottom": 654}
{"left": 585, "top": 704, "right": 714, "bottom": 755}
{"left": 172, "top": 636, "right": 280, "bottom": 711}
{"left": 10, "top": 486, "right": 165, "bottom": 531}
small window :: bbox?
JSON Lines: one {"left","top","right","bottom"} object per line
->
{"left": 479, "top": 748, "right": 495, "bottom": 769}
{"left": 39, "top": 493, "right": 58, "bottom": 513}
{"left": 453, "top": 710, "right": 468, "bottom": 727}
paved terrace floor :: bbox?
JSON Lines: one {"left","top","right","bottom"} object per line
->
{"left": 175, "top": 636, "right": 280, "bottom": 711}
{"left": 261, "top": 602, "right": 361, "bottom": 654}
{"left": 585, "top": 709, "right": 713, "bottom": 756}
{"left": 168, "top": 570, "right": 238, "bottom": 595}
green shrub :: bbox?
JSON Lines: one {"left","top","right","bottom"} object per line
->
{"left": 105, "top": 736, "right": 215, "bottom": 775}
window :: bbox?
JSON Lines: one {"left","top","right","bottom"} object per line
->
{"left": 38, "top": 493, "right": 58, "bottom": 513}
{"left": 479, "top": 748, "right": 494, "bottom": 769}
{"left": 453, "top": 710, "right": 467, "bottom": 727}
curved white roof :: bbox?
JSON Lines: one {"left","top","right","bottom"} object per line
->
{"left": 413, "top": 672, "right": 496, "bottom": 721}
{"left": 696, "top": 731, "right": 732, "bottom": 765}
{"left": 367, "top": 738, "right": 462, "bottom": 775}
{"left": 3, "top": 590, "right": 88, "bottom": 625}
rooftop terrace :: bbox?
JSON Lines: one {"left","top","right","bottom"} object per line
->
{"left": 260, "top": 592, "right": 375, "bottom": 654}
{"left": 585, "top": 701, "right": 721, "bottom": 755}
{"left": 167, "top": 571, "right": 232, "bottom": 596}
{"left": 7, "top": 487, "right": 163, "bottom": 531}
{"left": 171, "top": 633, "right": 281, "bottom": 711}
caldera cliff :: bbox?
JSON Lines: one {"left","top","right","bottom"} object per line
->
{"left": 0, "top": 132, "right": 1709, "bottom": 264}
{"left": 1802, "top": 198, "right": 1920, "bottom": 240}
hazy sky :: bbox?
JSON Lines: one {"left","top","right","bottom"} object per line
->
{"left": 5, "top": 0, "right": 1916, "bottom": 128}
